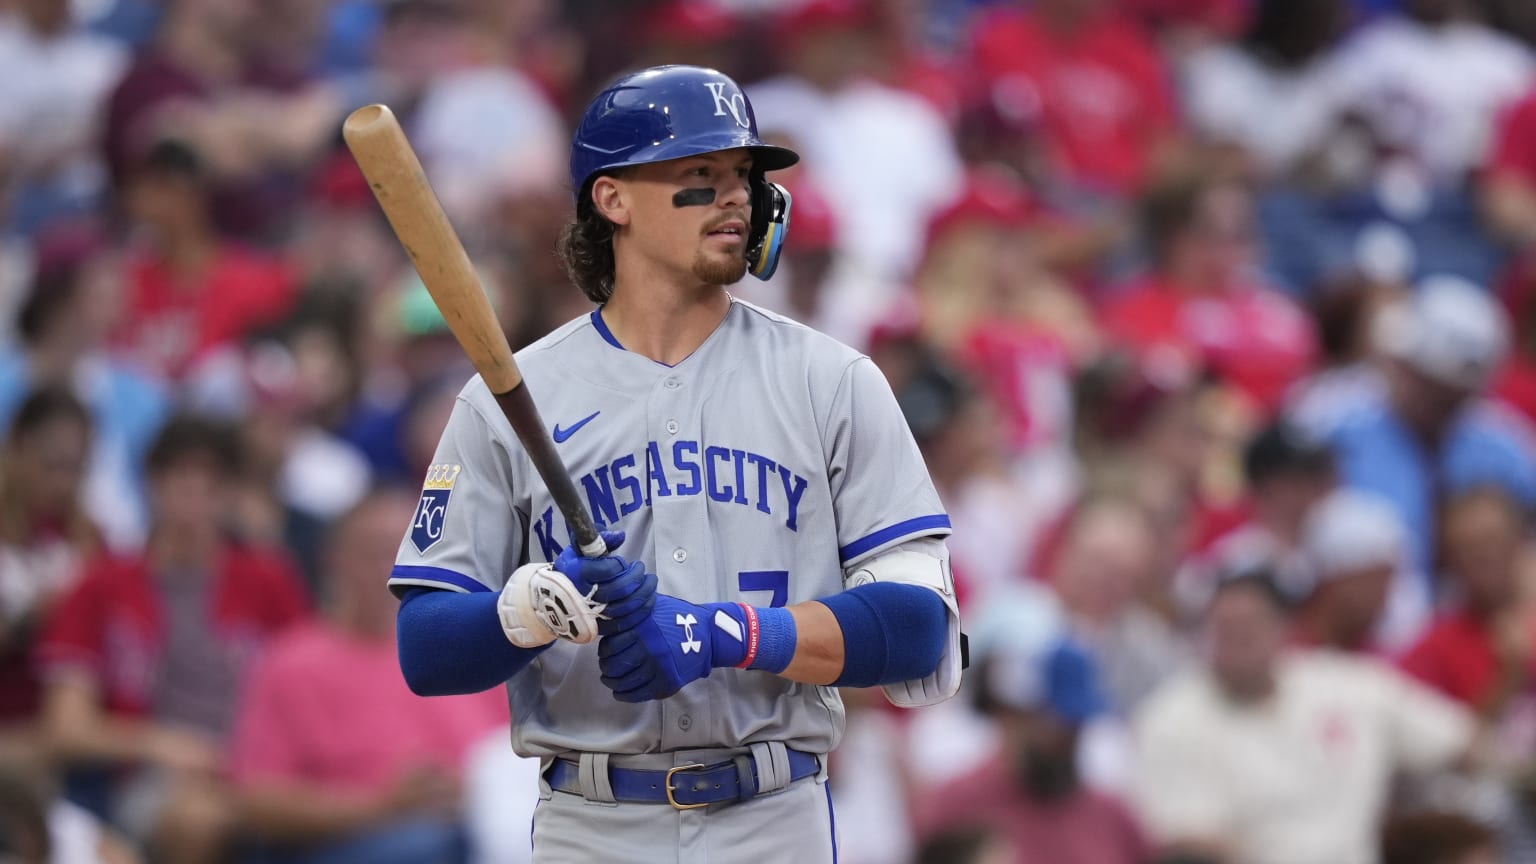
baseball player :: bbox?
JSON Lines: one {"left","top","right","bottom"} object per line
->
{"left": 389, "top": 65, "right": 961, "bottom": 863}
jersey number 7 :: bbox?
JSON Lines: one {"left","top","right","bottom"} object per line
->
{"left": 737, "top": 571, "right": 789, "bottom": 608}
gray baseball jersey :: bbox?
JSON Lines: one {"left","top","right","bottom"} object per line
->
{"left": 389, "top": 298, "right": 950, "bottom": 758}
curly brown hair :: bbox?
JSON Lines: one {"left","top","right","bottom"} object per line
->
{"left": 557, "top": 197, "right": 619, "bottom": 304}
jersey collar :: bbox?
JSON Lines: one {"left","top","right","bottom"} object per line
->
{"left": 590, "top": 299, "right": 738, "bottom": 369}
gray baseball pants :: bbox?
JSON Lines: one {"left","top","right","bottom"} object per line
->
{"left": 529, "top": 745, "right": 839, "bottom": 863}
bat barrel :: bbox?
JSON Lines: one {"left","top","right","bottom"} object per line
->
{"left": 342, "top": 103, "right": 522, "bottom": 395}
{"left": 344, "top": 103, "right": 604, "bottom": 559}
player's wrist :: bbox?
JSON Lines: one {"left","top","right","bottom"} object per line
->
{"left": 702, "top": 602, "right": 797, "bottom": 674}
{"left": 748, "top": 606, "right": 797, "bottom": 673}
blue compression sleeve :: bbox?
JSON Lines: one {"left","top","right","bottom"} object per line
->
{"left": 820, "top": 582, "right": 946, "bottom": 688}
{"left": 397, "top": 588, "right": 548, "bottom": 696}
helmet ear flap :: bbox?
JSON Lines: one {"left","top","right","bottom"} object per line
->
{"left": 746, "top": 177, "right": 792, "bottom": 281}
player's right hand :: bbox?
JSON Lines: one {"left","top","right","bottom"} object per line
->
{"left": 498, "top": 530, "right": 656, "bottom": 648}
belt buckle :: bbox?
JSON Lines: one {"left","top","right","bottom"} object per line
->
{"left": 664, "top": 763, "right": 710, "bottom": 810}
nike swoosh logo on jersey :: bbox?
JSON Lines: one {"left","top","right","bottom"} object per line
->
{"left": 552, "top": 411, "right": 601, "bottom": 443}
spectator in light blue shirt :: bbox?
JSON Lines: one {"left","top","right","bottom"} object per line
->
{"left": 0, "top": 226, "right": 168, "bottom": 551}
{"left": 1324, "top": 276, "right": 1536, "bottom": 647}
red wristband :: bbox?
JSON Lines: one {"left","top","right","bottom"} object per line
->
{"left": 735, "top": 602, "right": 761, "bottom": 669}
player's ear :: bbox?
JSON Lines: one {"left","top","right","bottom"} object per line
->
{"left": 591, "top": 176, "right": 630, "bottom": 227}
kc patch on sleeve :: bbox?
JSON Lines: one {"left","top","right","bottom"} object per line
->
{"left": 411, "top": 463, "right": 462, "bottom": 553}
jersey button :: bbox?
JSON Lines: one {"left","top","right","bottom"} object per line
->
{"left": 678, "top": 714, "right": 692, "bottom": 731}
{"left": 672, "top": 548, "right": 688, "bottom": 563}
{"left": 664, "top": 377, "right": 682, "bottom": 390}
{"left": 666, "top": 420, "right": 679, "bottom": 435}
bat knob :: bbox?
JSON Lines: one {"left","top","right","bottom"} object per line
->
{"left": 343, "top": 104, "right": 395, "bottom": 143}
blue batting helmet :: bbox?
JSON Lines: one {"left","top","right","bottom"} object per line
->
{"left": 569, "top": 65, "right": 800, "bottom": 279}
{"left": 570, "top": 65, "right": 799, "bottom": 199}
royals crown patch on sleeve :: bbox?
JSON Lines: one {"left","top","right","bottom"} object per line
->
{"left": 411, "top": 463, "right": 461, "bottom": 554}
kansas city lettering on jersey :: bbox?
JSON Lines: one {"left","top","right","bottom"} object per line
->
{"left": 532, "top": 439, "right": 809, "bottom": 560}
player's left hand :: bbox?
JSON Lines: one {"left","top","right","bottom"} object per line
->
{"left": 498, "top": 530, "right": 656, "bottom": 648}
{"left": 550, "top": 534, "right": 658, "bottom": 635}
{"left": 596, "top": 593, "right": 751, "bottom": 702}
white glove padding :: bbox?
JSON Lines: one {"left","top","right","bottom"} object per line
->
{"left": 498, "top": 561, "right": 606, "bottom": 648}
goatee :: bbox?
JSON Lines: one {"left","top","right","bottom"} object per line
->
{"left": 693, "top": 252, "right": 748, "bottom": 286}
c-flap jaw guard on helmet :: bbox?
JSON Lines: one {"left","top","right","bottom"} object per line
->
{"left": 747, "top": 178, "right": 791, "bottom": 281}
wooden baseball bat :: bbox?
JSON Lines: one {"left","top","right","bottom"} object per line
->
{"left": 342, "top": 103, "right": 606, "bottom": 559}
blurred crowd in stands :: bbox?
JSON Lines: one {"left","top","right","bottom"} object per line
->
{"left": 3, "top": 0, "right": 1536, "bottom": 861}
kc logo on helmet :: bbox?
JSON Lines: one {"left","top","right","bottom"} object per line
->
{"left": 703, "top": 82, "right": 750, "bottom": 130}
{"left": 411, "top": 463, "right": 461, "bottom": 554}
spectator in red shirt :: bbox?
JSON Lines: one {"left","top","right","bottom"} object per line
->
{"left": 230, "top": 488, "right": 505, "bottom": 864}
{"left": 37, "top": 415, "right": 309, "bottom": 864}
{"left": 1487, "top": 84, "right": 1536, "bottom": 219}
{"left": 917, "top": 591, "right": 1149, "bottom": 864}
{"left": 969, "top": 0, "right": 1183, "bottom": 198}
{"left": 0, "top": 389, "right": 96, "bottom": 730}
{"left": 1399, "top": 487, "right": 1536, "bottom": 853}
{"left": 1484, "top": 87, "right": 1536, "bottom": 426}
{"left": 912, "top": 168, "right": 1098, "bottom": 456}
{"left": 1490, "top": 250, "right": 1536, "bottom": 428}
{"left": 114, "top": 140, "right": 297, "bottom": 385}
{"left": 1401, "top": 487, "right": 1535, "bottom": 723}
{"left": 1101, "top": 172, "right": 1318, "bottom": 412}
{"left": 628, "top": 1, "right": 743, "bottom": 81}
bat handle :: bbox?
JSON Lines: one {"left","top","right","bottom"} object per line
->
{"left": 492, "top": 386, "right": 612, "bottom": 561}
{"left": 576, "top": 533, "right": 609, "bottom": 559}
{"left": 534, "top": 455, "right": 605, "bottom": 553}
{"left": 540, "top": 467, "right": 607, "bottom": 558}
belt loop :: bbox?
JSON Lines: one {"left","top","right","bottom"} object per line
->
{"left": 578, "top": 752, "right": 616, "bottom": 803}
{"left": 538, "top": 756, "right": 556, "bottom": 796}
{"left": 748, "top": 741, "right": 791, "bottom": 796}
{"left": 732, "top": 753, "right": 754, "bottom": 803}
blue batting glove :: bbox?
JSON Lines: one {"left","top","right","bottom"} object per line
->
{"left": 596, "top": 594, "right": 759, "bottom": 702}
{"left": 550, "top": 530, "right": 629, "bottom": 590}
{"left": 551, "top": 530, "right": 657, "bottom": 635}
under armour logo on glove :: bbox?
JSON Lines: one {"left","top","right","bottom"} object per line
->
{"left": 597, "top": 594, "right": 753, "bottom": 702}
{"left": 678, "top": 613, "right": 702, "bottom": 654}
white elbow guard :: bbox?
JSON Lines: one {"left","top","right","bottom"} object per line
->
{"left": 843, "top": 538, "right": 962, "bottom": 707}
